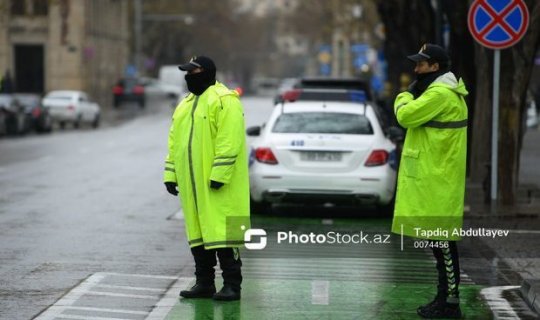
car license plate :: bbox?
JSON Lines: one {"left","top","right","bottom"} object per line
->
{"left": 300, "top": 151, "right": 342, "bottom": 162}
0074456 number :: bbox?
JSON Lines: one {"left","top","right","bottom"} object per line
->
{"left": 413, "top": 240, "right": 449, "bottom": 249}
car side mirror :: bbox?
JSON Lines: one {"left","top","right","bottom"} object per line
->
{"left": 388, "top": 126, "right": 405, "bottom": 142}
{"left": 246, "top": 126, "right": 261, "bottom": 136}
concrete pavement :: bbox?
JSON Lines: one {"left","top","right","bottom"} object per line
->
{"left": 466, "top": 125, "right": 540, "bottom": 316}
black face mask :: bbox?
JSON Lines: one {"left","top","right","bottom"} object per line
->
{"left": 414, "top": 69, "right": 446, "bottom": 96}
{"left": 185, "top": 70, "right": 216, "bottom": 96}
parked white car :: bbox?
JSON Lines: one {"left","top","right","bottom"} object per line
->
{"left": 158, "top": 65, "right": 186, "bottom": 98}
{"left": 248, "top": 88, "right": 401, "bottom": 214}
{"left": 42, "top": 90, "right": 100, "bottom": 129}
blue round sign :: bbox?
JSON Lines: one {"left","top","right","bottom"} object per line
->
{"left": 468, "top": 0, "right": 529, "bottom": 49}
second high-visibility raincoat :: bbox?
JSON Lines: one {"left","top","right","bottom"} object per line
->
{"left": 164, "top": 81, "right": 250, "bottom": 249}
{"left": 391, "top": 72, "right": 468, "bottom": 241}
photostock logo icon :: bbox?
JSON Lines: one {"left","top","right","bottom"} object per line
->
{"left": 242, "top": 225, "right": 267, "bottom": 250}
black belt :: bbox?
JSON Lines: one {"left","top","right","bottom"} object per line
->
{"left": 424, "top": 119, "right": 467, "bottom": 129}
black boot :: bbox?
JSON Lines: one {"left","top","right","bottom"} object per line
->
{"left": 417, "top": 292, "right": 446, "bottom": 314}
{"left": 214, "top": 248, "right": 242, "bottom": 301}
{"left": 180, "top": 245, "right": 217, "bottom": 299}
{"left": 417, "top": 300, "right": 462, "bottom": 319}
{"left": 213, "top": 285, "right": 240, "bottom": 301}
{"left": 179, "top": 283, "right": 216, "bottom": 299}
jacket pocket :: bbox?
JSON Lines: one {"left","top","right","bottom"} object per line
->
{"left": 402, "top": 148, "right": 420, "bottom": 178}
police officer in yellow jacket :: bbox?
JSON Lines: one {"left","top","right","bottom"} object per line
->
{"left": 391, "top": 44, "right": 468, "bottom": 319}
{"left": 163, "top": 56, "right": 250, "bottom": 301}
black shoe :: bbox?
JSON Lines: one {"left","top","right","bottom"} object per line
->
{"left": 417, "top": 300, "right": 462, "bottom": 319}
{"left": 417, "top": 296, "right": 443, "bottom": 314}
{"left": 213, "top": 286, "right": 241, "bottom": 301}
{"left": 179, "top": 283, "right": 216, "bottom": 299}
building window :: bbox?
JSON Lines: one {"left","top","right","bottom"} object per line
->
{"left": 33, "top": 0, "right": 49, "bottom": 15}
{"left": 10, "top": 0, "right": 26, "bottom": 15}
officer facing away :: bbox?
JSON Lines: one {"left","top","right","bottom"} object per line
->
{"left": 163, "top": 56, "right": 250, "bottom": 301}
{"left": 391, "top": 44, "right": 468, "bottom": 319}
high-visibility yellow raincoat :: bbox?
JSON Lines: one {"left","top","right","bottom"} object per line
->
{"left": 164, "top": 82, "right": 250, "bottom": 249}
{"left": 391, "top": 72, "right": 468, "bottom": 241}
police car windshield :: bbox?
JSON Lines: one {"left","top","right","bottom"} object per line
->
{"left": 272, "top": 112, "right": 373, "bottom": 135}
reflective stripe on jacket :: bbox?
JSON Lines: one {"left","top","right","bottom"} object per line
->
{"left": 164, "top": 81, "right": 250, "bottom": 249}
{"left": 391, "top": 72, "right": 468, "bottom": 241}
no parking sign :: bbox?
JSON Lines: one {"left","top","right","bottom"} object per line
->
{"left": 467, "top": 0, "right": 530, "bottom": 201}
{"left": 468, "top": 0, "right": 529, "bottom": 49}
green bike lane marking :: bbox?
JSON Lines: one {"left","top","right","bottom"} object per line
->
{"left": 164, "top": 280, "right": 490, "bottom": 320}
{"left": 163, "top": 217, "right": 491, "bottom": 319}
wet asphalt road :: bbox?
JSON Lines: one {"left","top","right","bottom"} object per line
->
{"left": 0, "top": 96, "right": 275, "bottom": 319}
{"left": 0, "top": 94, "right": 536, "bottom": 319}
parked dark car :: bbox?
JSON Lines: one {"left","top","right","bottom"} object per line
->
{"left": 15, "top": 94, "right": 53, "bottom": 133}
{"left": 0, "top": 94, "right": 30, "bottom": 135}
{"left": 113, "top": 78, "right": 146, "bottom": 108}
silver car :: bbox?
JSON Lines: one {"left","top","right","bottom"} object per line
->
{"left": 42, "top": 90, "right": 100, "bottom": 129}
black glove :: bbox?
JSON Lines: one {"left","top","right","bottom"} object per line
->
{"left": 210, "top": 180, "right": 224, "bottom": 189}
{"left": 407, "top": 80, "right": 418, "bottom": 96}
{"left": 408, "top": 70, "right": 446, "bottom": 98}
{"left": 164, "top": 182, "right": 178, "bottom": 196}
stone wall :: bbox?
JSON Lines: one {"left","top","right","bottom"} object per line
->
{"left": 0, "top": 0, "right": 130, "bottom": 108}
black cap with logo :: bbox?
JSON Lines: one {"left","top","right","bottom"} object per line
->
{"left": 407, "top": 44, "right": 450, "bottom": 64}
{"left": 178, "top": 56, "right": 216, "bottom": 72}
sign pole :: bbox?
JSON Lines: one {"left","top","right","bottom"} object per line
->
{"left": 491, "top": 49, "right": 500, "bottom": 201}
{"left": 468, "top": 0, "right": 529, "bottom": 203}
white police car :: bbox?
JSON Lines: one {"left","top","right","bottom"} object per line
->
{"left": 247, "top": 89, "right": 401, "bottom": 213}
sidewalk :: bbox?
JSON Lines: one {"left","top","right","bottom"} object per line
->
{"left": 465, "top": 125, "right": 540, "bottom": 314}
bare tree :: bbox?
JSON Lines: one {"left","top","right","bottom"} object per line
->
{"left": 377, "top": 0, "right": 435, "bottom": 97}
{"left": 139, "top": 1, "right": 277, "bottom": 89}
{"left": 496, "top": 0, "right": 540, "bottom": 204}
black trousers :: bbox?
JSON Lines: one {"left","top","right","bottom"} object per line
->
{"left": 191, "top": 245, "right": 243, "bottom": 290}
{"left": 431, "top": 241, "right": 460, "bottom": 303}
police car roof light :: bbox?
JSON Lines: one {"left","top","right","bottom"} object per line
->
{"left": 281, "top": 88, "right": 367, "bottom": 104}
{"left": 282, "top": 89, "right": 302, "bottom": 102}
{"left": 349, "top": 90, "right": 366, "bottom": 103}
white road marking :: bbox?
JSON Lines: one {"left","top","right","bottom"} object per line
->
{"left": 168, "top": 209, "right": 184, "bottom": 221}
{"left": 35, "top": 272, "right": 180, "bottom": 320}
{"left": 321, "top": 219, "right": 333, "bottom": 225}
{"left": 507, "top": 229, "right": 540, "bottom": 234}
{"left": 311, "top": 280, "right": 330, "bottom": 305}
{"left": 480, "top": 286, "right": 520, "bottom": 320}
{"left": 79, "top": 290, "right": 158, "bottom": 300}
{"left": 64, "top": 306, "right": 148, "bottom": 315}
{"left": 35, "top": 273, "right": 107, "bottom": 320}
{"left": 145, "top": 277, "right": 194, "bottom": 320}
{"left": 101, "top": 272, "right": 178, "bottom": 280}
{"left": 55, "top": 315, "right": 132, "bottom": 320}
{"left": 94, "top": 284, "right": 164, "bottom": 292}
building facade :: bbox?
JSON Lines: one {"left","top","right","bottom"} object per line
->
{"left": 0, "top": 0, "right": 130, "bottom": 106}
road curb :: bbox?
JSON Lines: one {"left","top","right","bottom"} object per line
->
{"left": 521, "top": 278, "right": 540, "bottom": 313}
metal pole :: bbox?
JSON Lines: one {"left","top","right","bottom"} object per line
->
{"left": 433, "top": 0, "right": 443, "bottom": 45}
{"left": 134, "top": 0, "right": 142, "bottom": 74}
{"left": 491, "top": 49, "right": 500, "bottom": 201}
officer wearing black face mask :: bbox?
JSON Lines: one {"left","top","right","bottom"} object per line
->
{"left": 183, "top": 56, "right": 217, "bottom": 95}
{"left": 162, "top": 55, "right": 250, "bottom": 301}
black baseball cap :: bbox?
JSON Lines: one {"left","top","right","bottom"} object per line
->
{"left": 407, "top": 44, "right": 449, "bottom": 64}
{"left": 178, "top": 55, "right": 216, "bottom": 71}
